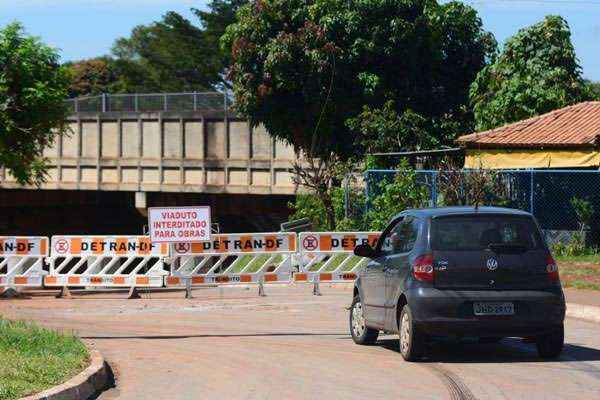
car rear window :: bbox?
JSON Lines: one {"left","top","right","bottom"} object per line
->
{"left": 431, "top": 215, "right": 542, "bottom": 251}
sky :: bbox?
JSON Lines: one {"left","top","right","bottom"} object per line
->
{"left": 1, "top": 0, "right": 599, "bottom": 80}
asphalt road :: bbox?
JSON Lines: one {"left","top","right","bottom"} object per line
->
{"left": 1, "top": 285, "right": 599, "bottom": 399}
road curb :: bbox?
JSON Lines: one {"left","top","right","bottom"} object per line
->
{"left": 20, "top": 349, "right": 110, "bottom": 400}
{"left": 566, "top": 302, "right": 600, "bottom": 324}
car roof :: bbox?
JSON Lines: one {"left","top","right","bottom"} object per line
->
{"left": 395, "top": 206, "right": 532, "bottom": 219}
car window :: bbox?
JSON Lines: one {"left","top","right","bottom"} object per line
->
{"left": 380, "top": 217, "right": 419, "bottom": 256}
{"left": 431, "top": 215, "right": 542, "bottom": 251}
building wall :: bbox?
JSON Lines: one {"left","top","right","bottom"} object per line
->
{"left": 0, "top": 111, "right": 298, "bottom": 195}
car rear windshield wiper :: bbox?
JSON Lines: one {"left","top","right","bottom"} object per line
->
{"left": 487, "top": 243, "right": 528, "bottom": 253}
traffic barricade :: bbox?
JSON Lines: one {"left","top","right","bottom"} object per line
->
{"left": 45, "top": 236, "right": 169, "bottom": 288}
{"left": 165, "top": 233, "right": 297, "bottom": 291}
{"left": 0, "top": 237, "right": 48, "bottom": 287}
{"left": 295, "top": 232, "right": 381, "bottom": 290}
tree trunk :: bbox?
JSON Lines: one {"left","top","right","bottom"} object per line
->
{"left": 320, "top": 191, "right": 336, "bottom": 231}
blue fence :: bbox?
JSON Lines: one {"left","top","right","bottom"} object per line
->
{"left": 365, "top": 169, "right": 600, "bottom": 238}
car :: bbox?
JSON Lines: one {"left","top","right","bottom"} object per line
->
{"left": 349, "top": 206, "right": 566, "bottom": 361}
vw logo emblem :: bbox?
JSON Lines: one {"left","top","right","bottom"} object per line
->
{"left": 486, "top": 258, "right": 498, "bottom": 271}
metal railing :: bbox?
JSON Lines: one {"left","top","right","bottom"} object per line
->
{"left": 65, "top": 92, "right": 230, "bottom": 113}
{"left": 365, "top": 169, "right": 600, "bottom": 235}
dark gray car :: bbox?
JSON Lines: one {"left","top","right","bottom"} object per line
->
{"left": 350, "top": 206, "right": 565, "bottom": 361}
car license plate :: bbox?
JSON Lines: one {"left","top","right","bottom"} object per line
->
{"left": 473, "top": 302, "right": 514, "bottom": 316}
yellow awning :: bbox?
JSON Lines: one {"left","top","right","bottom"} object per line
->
{"left": 464, "top": 149, "right": 600, "bottom": 169}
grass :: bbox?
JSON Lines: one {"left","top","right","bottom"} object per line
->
{"left": 307, "top": 254, "right": 365, "bottom": 272}
{"left": 555, "top": 253, "right": 600, "bottom": 264}
{"left": 557, "top": 256, "right": 600, "bottom": 291}
{"left": 228, "top": 255, "right": 284, "bottom": 273}
{"left": 0, "top": 319, "right": 89, "bottom": 400}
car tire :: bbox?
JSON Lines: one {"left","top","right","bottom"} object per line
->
{"left": 349, "top": 296, "right": 379, "bottom": 345}
{"left": 536, "top": 324, "right": 564, "bottom": 359}
{"left": 398, "top": 305, "right": 425, "bottom": 361}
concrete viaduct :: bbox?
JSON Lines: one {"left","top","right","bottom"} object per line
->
{"left": 0, "top": 93, "right": 299, "bottom": 235}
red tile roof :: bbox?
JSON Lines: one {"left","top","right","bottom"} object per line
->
{"left": 457, "top": 102, "right": 600, "bottom": 148}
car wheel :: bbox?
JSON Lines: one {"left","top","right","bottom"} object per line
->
{"left": 399, "top": 305, "right": 425, "bottom": 361}
{"left": 349, "top": 296, "right": 379, "bottom": 345}
{"left": 536, "top": 324, "right": 564, "bottom": 359}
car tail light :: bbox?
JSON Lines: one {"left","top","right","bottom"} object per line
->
{"left": 546, "top": 255, "right": 559, "bottom": 282}
{"left": 413, "top": 254, "right": 434, "bottom": 282}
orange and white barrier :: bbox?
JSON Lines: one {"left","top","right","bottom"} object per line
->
{"left": 45, "top": 236, "right": 169, "bottom": 287}
{"left": 0, "top": 237, "right": 48, "bottom": 287}
{"left": 166, "top": 233, "right": 297, "bottom": 286}
{"left": 295, "top": 232, "right": 381, "bottom": 283}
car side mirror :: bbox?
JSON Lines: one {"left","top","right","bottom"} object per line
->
{"left": 354, "top": 244, "right": 377, "bottom": 259}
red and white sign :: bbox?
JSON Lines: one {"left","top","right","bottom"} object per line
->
{"left": 148, "top": 206, "right": 211, "bottom": 243}
{"left": 50, "top": 236, "right": 168, "bottom": 256}
{"left": 170, "top": 233, "right": 296, "bottom": 254}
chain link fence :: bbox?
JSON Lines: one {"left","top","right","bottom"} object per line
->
{"left": 64, "top": 92, "right": 230, "bottom": 113}
{"left": 365, "top": 169, "right": 600, "bottom": 245}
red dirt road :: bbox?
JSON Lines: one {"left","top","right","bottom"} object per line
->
{"left": 2, "top": 285, "right": 600, "bottom": 399}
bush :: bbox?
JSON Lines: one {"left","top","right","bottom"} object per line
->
{"left": 288, "top": 160, "right": 428, "bottom": 231}
{"left": 365, "top": 164, "right": 429, "bottom": 230}
{"left": 550, "top": 232, "right": 589, "bottom": 257}
{"left": 288, "top": 176, "right": 366, "bottom": 232}
{"left": 437, "top": 168, "right": 511, "bottom": 207}
{"left": 571, "top": 197, "right": 593, "bottom": 232}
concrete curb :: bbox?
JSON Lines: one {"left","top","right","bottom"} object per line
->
{"left": 566, "top": 302, "right": 600, "bottom": 324}
{"left": 20, "top": 349, "right": 110, "bottom": 400}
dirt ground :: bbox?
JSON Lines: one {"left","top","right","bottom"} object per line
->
{"left": 559, "top": 261, "right": 600, "bottom": 290}
{"left": 1, "top": 285, "right": 600, "bottom": 400}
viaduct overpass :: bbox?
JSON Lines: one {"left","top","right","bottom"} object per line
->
{"left": 0, "top": 93, "right": 299, "bottom": 235}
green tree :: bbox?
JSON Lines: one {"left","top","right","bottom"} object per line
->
{"left": 288, "top": 188, "right": 362, "bottom": 232}
{"left": 223, "top": 0, "right": 495, "bottom": 159}
{"left": 365, "top": 161, "right": 430, "bottom": 230}
{"left": 587, "top": 81, "right": 600, "bottom": 100}
{"left": 0, "top": 23, "right": 69, "bottom": 184}
{"left": 193, "top": 0, "right": 247, "bottom": 89}
{"left": 64, "top": 57, "right": 117, "bottom": 97}
{"left": 288, "top": 160, "right": 429, "bottom": 231}
{"left": 470, "top": 15, "right": 591, "bottom": 131}
{"left": 112, "top": 11, "right": 217, "bottom": 92}
{"left": 100, "top": 2, "right": 245, "bottom": 94}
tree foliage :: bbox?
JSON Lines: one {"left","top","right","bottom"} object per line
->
{"left": 64, "top": 57, "right": 117, "bottom": 97}
{"left": 365, "top": 162, "right": 430, "bottom": 230}
{"left": 193, "top": 0, "right": 247, "bottom": 89}
{"left": 223, "top": 0, "right": 495, "bottom": 159}
{"left": 436, "top": 168, "right": 510, "bottom": 208}
{"left": 0, "top": 23, "right": 69, "bottom": 184}
{"left": 289, "top": 160, "right": 429, "bottom": 231}
{"left": 288, "top": 187, "right": 364, "bottom": 232}
{"left": 470, "top": 15, "right": 591, "bottom": 131}
{"left": 111, "top": 11, "right": 218, "bottom": 92}
{"left": 587, "top": 81, "right": 600, "bottom": 100}
{"left": 66, "top": 2, "right": 246, "bottom": 95}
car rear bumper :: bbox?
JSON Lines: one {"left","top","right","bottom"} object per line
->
{"left": 407, "top": 287, "right": 565, "bottom": 337}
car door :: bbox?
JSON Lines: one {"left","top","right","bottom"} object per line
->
{"left": 361, "top": 255, "right": 387, "bottom": 328}
{"left": 383, "top": 217, "right": 421, "bottom": 331}
{"left": 362, "top": 217, "right": 404, "bottom": 328}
